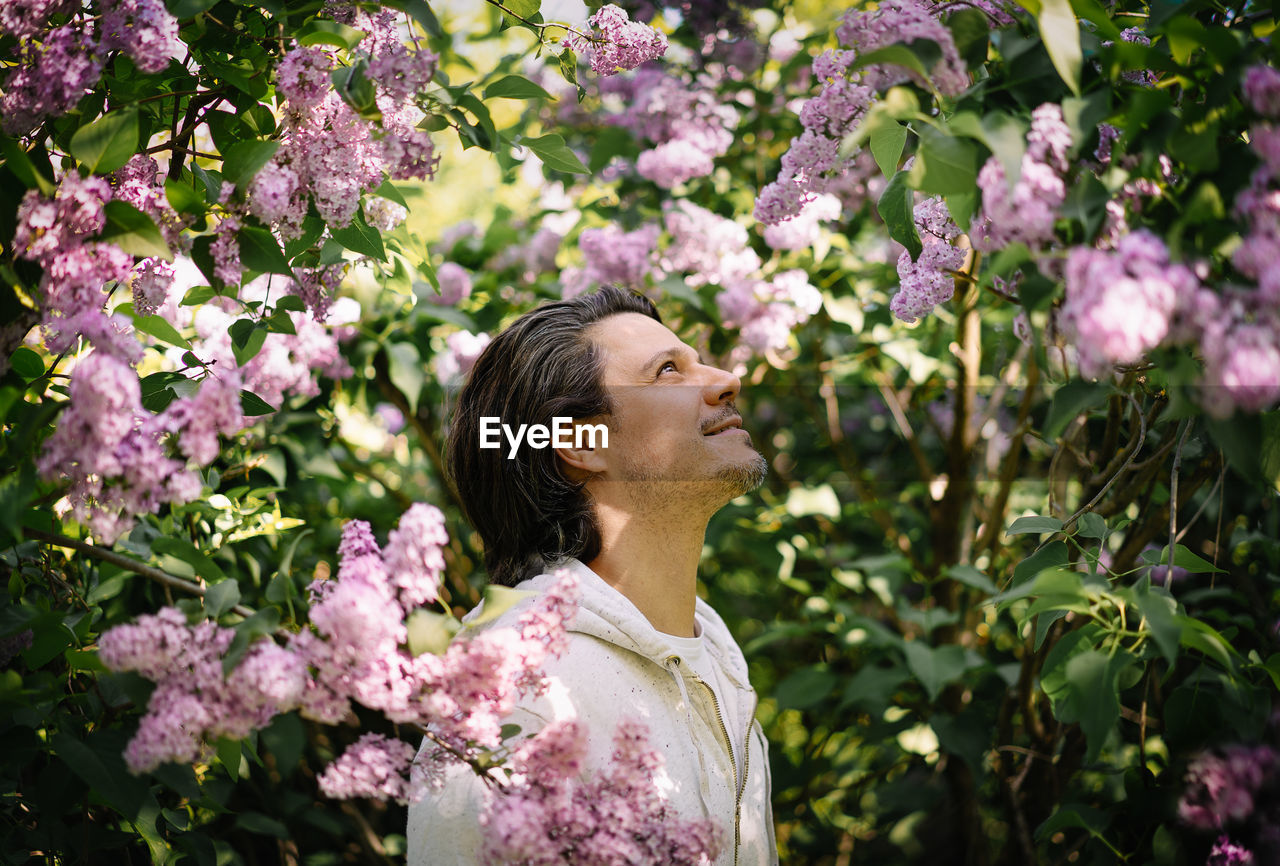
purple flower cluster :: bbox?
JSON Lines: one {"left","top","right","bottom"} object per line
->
{"left": 565, "top": 4, "right": 668, "bottom": 76}
{"left": 318, "top": 733, "right": 418, "bottom": 802}
{"left": 1, "top": 24, "right": 103, "bottom": 134}
{"left": 1178, "top": 744, "right": 1280, "bottom": 865}
{"left": 0, "top": 0, "right": 73, "bottom": 40}
{"left": 891, "top": 196, "right": 965, "bottom": 322}
{"left": 427, "top": 262, "right": 474, "bottom": 307}
{"left": 433, "top": 330, "right": 491, "bottom": 386}
{"left": 36, "top": 350, "right": 246, "bottom": 542}
{"left": 1245, "top": 64, "right": 1280, "bottom": 118}
{"left": 835, "top": 0, "right": 969, "bottom": 96}
{"left": 578, "top": 223, "right": 659, "bottom": 290}
{"left": 763, "top": 193, "right": 842, "bottom": 251}
{"left": 480, "top": 719, "right": 723, "bottom": 866}
{"left": 100, "top": 0, "right": 182, "bottom": 73}
{"left": 251, "top": 40, "right": 439, "bottom": 238}
{"left": 971, "top": 103, "right": 1071, "bottom": 253}
{"left": 602, "top": 68, "right": 738, "bottom": 188}
{"left": 99, "top": 607, "right": 305, "bottom": 772}
{"left": 1060, "top": 230, "right": 1201, "bottom": 379}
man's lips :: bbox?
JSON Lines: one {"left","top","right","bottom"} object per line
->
{"left": 703, "top": 415, "right": 744, "bottom": 436}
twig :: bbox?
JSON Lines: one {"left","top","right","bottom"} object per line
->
{"left": 25, "top": 527, "right": 256, "bottom": 618}
{"left": 1163, "top": 419, "right": 1194, "bottom": 589}
{"left": 481, "top": 0, "right": 595, "bottom": 42}
{"left": 1061, "top": 393, "right": 1147, "bottom": 534}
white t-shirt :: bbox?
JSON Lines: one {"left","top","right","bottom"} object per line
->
{"left": 664, "top": 627, "right": 744, "bottom": 772}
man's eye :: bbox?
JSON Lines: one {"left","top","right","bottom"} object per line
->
{"left": 658, "top": 361, "right": 678, "bottom": 375}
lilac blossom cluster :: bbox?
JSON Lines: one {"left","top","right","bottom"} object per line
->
{"left": 971, "top": 103, "right": 1072, "bottom": 252}
{"left": 479, "top": 719, "right": 723, "bottom": 866}
{"left": 1, "top": 0, "right": 181, "bottom": 135}
{"left": 249, "top": 33, "right": 440, "bottom": 242}
{"left": 656, "top": 200, "right": 822, "bottom": 356}
{"left": 891, "top": 196, "right": 965, "bottom": 322}
{"left": 98, "top": 607, "right": 306, "bottom": 773}
{"left": 36, "top": 351, "right": 245, "bottom": 543}
{"left": 14, "top": 172, "right": 136, "bottom": 359}
{"left": 575, "top": 223, "right": 660, "bottom": 292}
{"left": 763, "top": 193, "right": 842, "bottom": 251}
{"left": 600, "top": 67, "right": 739, "bottom": 188}
{"left": 1178, "top": 744, "right": 1280, "bottom": 866}
{"left": 434, "top": 330, "right": 492, "bottom": 386}
{"left": 755, "top": 0, "right": 967, "bottom": 226}
{"left": 564, "top": 4, "right": 668, "bottom": 76}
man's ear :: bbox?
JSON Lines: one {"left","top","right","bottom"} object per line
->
{"left": 555, "top": 420, "right": 610, "bottom": 477}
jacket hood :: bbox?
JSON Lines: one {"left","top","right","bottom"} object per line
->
{"left": 502, "top": 558, "right": 753, "bottom": 691}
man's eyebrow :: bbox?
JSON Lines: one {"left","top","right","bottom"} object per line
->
{"left": 639, "top": 345, "right": 699, "bottom": 372}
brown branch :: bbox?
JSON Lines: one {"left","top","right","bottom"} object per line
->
{"left": 25, "top": 527, "right": 256, "bottom": 618}
{"left": 1061, "top": 393, "right": 1146, "bottom": 534}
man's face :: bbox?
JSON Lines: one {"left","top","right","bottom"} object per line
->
{"left": 582, "top": 313, "right": 767, "bottom": 503}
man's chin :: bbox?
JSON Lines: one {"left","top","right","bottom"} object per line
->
{"left": 717, "top": 451, "right": 768, "bottom": 498}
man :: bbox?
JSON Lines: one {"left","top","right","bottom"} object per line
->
{"left": 407, "top": 286, "right": 777, "bottom": 864}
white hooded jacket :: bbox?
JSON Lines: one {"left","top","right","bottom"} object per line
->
{"left": 405, "top": 558, "right": 778, "bottom": 865}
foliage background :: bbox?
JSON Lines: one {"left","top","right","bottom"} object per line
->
{"left": 2, "top": 0, "right": 1279, "bottom": 864}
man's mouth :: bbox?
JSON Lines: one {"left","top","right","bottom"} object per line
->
{"left": 703, "top": 415, "right": 744, "bottom": 436}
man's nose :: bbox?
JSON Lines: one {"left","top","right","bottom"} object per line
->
{"left": 701, "top": 364, "right": 741, "bottom": 405}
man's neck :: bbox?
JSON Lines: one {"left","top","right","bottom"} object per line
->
{"left": 585, "top": 498, "right": 711, "bottom": 638}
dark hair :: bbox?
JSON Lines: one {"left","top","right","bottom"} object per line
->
{"left": 445, "top": 286, "right": 662, "bottom": 587}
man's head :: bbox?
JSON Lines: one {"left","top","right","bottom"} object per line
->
{"left": 447, "top": 286, "right": 765, "bottom": 587}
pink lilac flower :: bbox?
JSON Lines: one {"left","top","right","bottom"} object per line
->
{"left": 578, "top": 223, "right": 658, "bottom": 289}
{"left": 318, "top": 733, "right": 417, "bottom": 802}
{"left": 364, "top": 196, "right": 407, "bottom": 231}
{"left": 290, "top": 263, "right": 345, "bottom": 322}
{"left": 383, "top": 503, "right": 448, "bottom": 612}
{"left": 480, "top": 718, "right": 722, "bottom": 866}
{"left": 835, "top": 0, "right": 968, "bottom": 95}
{"left": 565, "top": 5, "right": 668, "bottom": 76}
{"left": 891, "top": 196, "right": 965, "bottom": 322}
{"left": 0, "top": 0, "right": 73, "bottom": 39}
{"left": 211, "top": 217, "right": 243, "bottom": 288}
{"left": 248, "top": 162, "right": 301, "bottom": 225}
{"left": 1, "top": 24, "right": 103, "bottom": 134}
{"left": 100, "top": 606, "right": 305, "bottom": 772}
{"left": 763, "top": 193, "right": 842, "bottom": 250}
{"left": 1179, "top": 745, "right": 1280, "bottom": 829}
{"left": 1198, "top": 307, "right": 1280, "bottom": 417}
{"left": 434, "top": 330, "right": 491, "bottom": 385}
{"left": 1209, "top": 837, "right": 1255, "bottom": 866}
{"left": 101, "top": 0, "right": 182, "bottom": 73}
{"left": 131, "top": 258, "right": 175, "bottom": 316}
{"left": 662, "top": 200, "right": 759, "bottom": 287}
{"left": 160, "top": 371, "right": 247, "bottom": 465}
{"left": 428, "top": 262, "right": 473, "bottom": 306}
{"left": 716, "top": 270, "right": 822, "bottom": 354}
{"left": 1061, "top": 231, "right": 1201, "bottom": 378}
{"left": 971, "top": 104, "right": 1072, "bottom": 252}
{"left": 275, "top": 46, "right": 333, "bottom": 109}
{"left": 367, "top": 47, "right": 438, "bottom": 102}
{"left": 1245, "top": 64, "right": 1280, "bottom": 119}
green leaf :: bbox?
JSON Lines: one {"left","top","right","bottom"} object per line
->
{"left": 1133, "top": 582, "right": 1181, "bottom": 665}
{"left": 232, "top": 327, "right": 267, "bottom": 366}
{"left": 903, "top": 641, "right": 972, "bottom": 702}
{"left": 1034, "top": 0, "right": 1082, "bottom": 95}
{"left": 500, "top": 0, "right": 540, "bottom": 28}
{"left": 406, "top": 609, "right": 460, "bottom": 656}
{"left": 204, "top": 579, "right": 241, "bottom": 618}
{"left": 870, "top": 121, "right": 908, "bottom": 179}
{"left": 558, "top": 47, "right": 583, "bottom": 101}
{"left": 222, "top": 140, "right": 280, "bottom": 188}
{"left": 877, "top": 169, "right": 921, "bottom": 259}
{"left": 296, "top": 18, "right": 366, "bottom": 50}
{"left": 69, "top": 109, "right": 140, "bottom": 174}
{"left": 1139, "top": 544, "right": 1224, "bottom": 574}
{"left": 238, "top": 225, "right": 293, "bottom": 276}
{"left": 1075, "top": 512, "right": 1107, "bottom": 540}
{"left": 908, "top": 123, "right": 979, "bottom": 196}
{"left": 1061, "top": 172, "right": 1110, "bottom": 239}
{"left": 484, "top": 74, "right": 553, "bottom": 100}
{"left": 466, "top": 586, "right": 535, "bottom": 628}
{"left": 52, "top": 731, "right": 149, "bottom": 819}
{"left": 947, "top": 564, "right": 998, "bottom": 594}
{"left": 521, "top": 133, "right": 588, "bottom": 174}
{"left": 165, "top": 179, "right": 206, "bottom": 216}
{"left": 235, "top": 811, "right": 289, "bottom": 838}
{"left": 1069, "top": 0, "right": 1122, "bottom": 40}
{"left": 774, "top": 666, "right": 838, "bottom": 710}
{"left": 947, "top": 8, "right": 990, "bottom": 70}
{"left": 383, "top": 0, "right": 443, "bottom": 36}
{"left": 1007, "top": 515, "right": 1064, "bottom": 536}
{"left": 132, "top": 313, "right": 191, "bottom": 349}
{"left": 1177, "top": 616, "right": 1237, "bottom": 670}
{"left": 240, "top": 390, "right": 276, "bottom": 416}
{"left": 1047, "top": 647, "right": 1131, "bottom": 762}
{"left": 153, "top": 537, "right": 227, "bottom": 584}
{"left": 386, "top": 342, "right": 424, "bottom": 414}
{"left": 849, "top": 44, "right": 935, "bottom": 89}
{"left": 1, "top": 134, "right": 56, "bottom": 194}
{"left": 99, "top": 200, "right": 172, "bottom": 260}
{"left": 1044, "top": 380, "right": 1109, "bottom": 441}
{"left": 374, "top": 178, "right": 408, "bottom": 208}
{"left": 1206, "top": 414, "right": 1264, "bottom": 482}
{"left": 331, "top": 210, "right": 387, "bottom": 261}
{"left": 10, "top": 347, "right": 43, "bottom": 381}
{"left": 260, "top": 713, "right": 305, "bottom": 775}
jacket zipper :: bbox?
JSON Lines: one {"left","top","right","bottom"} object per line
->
{"left": 693, "top": 675, "right": 745, "bottom": 866}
